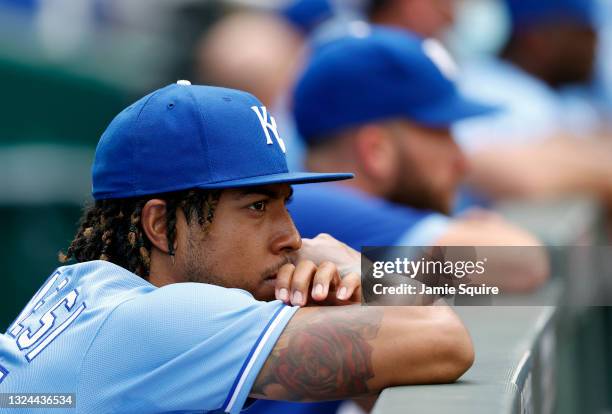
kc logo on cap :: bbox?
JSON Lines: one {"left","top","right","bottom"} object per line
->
{"left": 251, "top": 106, "right": 287, "bottom": 153}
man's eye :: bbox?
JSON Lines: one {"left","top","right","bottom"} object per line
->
{"left": 249, "top": 201, "right": 267, "bottom": 212}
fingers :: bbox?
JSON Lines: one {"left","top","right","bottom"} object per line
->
{"left": 311, "top": 261, "right": 341, "bottom": 302}
{"left": 275, "top": 263, "right": 295, "bottom": 303}
{"left": 275, "top": 260, "right": 342, "bottom": 306}
{"left": 289, "top": 260, "right": 316, "bottom": 306}
{"left": 336, "top": 272, "right": 361, "bottom": 302}
{"left": 275, "top": 260, "right": 317, "bottom": 306}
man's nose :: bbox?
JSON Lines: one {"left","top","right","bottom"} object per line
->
{"left": 271, "top": 213, "right": 302, "bottom": 255}
{"left": 452, "top": 142, "right": 469, "bottom": 177}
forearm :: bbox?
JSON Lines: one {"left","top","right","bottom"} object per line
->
{"left": 436, "top": 216, "right": 540, "bottom": 247}
{"left": 466, "top": 139, "right": 612, "bottom": 202}
{"left": 370, "top": 303, "right": 473, "bottom": 388}
{"left": 251, "top": 303, "right": 473, "bottom": 402}
{"left": 435, "top": 219, "right": 549, "bottom": 292}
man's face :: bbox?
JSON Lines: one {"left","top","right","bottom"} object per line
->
{"left": 384, "top": 120, "right": 467, "bottom": 214}
{"left": 403, "top": 0, "right": 455, "bottom": 38}
{"left": 545, "top": 23, "right": 597, "bottom": 86}
{"left": 175, "top": 184, "right": 301, "bottom": 301}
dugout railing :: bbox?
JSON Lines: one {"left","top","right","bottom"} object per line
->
{"left": 373, "top": 199, "right": 611, "bottom": 414}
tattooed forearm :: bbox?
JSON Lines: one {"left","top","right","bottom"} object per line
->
{"left": 252, "top": 306, "right": 384, "bottom": 401}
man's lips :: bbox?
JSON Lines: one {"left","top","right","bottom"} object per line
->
{"left": 262, "top": 270, "right": 280, "bottom": 287}
{"left": 262, "top": 258, "right": 291, "bottom": 282}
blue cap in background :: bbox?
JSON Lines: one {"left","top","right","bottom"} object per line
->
{"left": 505, "top": 0, "right": 595, "bottom": 30}
{"left": 92, "top": 82, "right": 352, "bottom": 200}
{"left": 292, "top": 26, "right": 496, "bottom": 144}
{"left": 280, "top": 0, "right": 334, "bottom": 34}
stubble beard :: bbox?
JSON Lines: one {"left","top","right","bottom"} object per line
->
{"left": 182, "top": 230, "right": 228, "bottom": 288}
{"left": 181, "top": 231, "right": 291, "bottom": 299}
{"left": 386, "top": 160, "right": 453, "bottom": 215}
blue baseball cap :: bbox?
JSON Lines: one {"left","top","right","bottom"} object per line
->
{"left": 92, "top": 81, "right": 352, "bottom": 200}
{"left": 505, "top": 0, "right": 595, "bottom": 30}
{"left": 292, "top": 26, "right": 497, "bottom": 144}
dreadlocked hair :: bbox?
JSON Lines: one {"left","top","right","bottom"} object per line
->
{"left": 59, "top": 189, "right": 221, "bottom": 279}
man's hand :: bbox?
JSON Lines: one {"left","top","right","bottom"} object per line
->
{"left": 295, "top": 233, "right": 361, "bottom": 276}
{"left": 275, "top": 234, "right": 362, "bottom": 306}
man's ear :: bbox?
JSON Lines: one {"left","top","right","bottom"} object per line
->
{"left": 353, "top": 124, "right": 397, "bottom": 183}
{"left": 141, "top": 199, "right": 171, "bottom": 254}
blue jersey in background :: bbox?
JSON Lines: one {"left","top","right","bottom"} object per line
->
{"left": 290, "top": 184, "right": 450, "bottom": 249}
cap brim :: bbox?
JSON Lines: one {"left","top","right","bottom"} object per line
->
{"left": 194, "top": 171, "right": 354, "bottom": 189}
{"left": 409, "top": 93, "right": 499, "bottom": 127}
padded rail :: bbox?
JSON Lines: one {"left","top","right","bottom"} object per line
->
{"left": 372, "top": 301, "right": 559, "bottom": 414}
{"left": 373, "top": 199, "right": 605, "bottom": 414}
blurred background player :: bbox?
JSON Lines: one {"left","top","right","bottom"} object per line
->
{"left": 452, "top": 0, "right": 612, "bottom": 210}
{"left": 195, "top": 11, "right": 303, "bottom": 114}
{"left": 367, "top": 0, "right": 453, "bottom": 39}
{"left": 289, "top": 26, "right": 547, "bottom": 289}
{"left": 367, "top": 0, "right": 612, "bottom": 212}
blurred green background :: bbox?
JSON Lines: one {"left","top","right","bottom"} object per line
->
{"left": 0, "top": 0, "right": 227, "bottom": 329}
